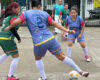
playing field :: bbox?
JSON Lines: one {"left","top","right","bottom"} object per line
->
{"left": 0, "top": 27, "right": 100, "bottom": 80}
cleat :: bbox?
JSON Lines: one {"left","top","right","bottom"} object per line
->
{"left": 80, "top": 72, "right": 89, "bottom": 77}
{"left": 7, "top": 75, "right": 19, "bottom": 80}
{"left": 38, "top": 77, "right": 48, "bottom": 80}
{"left": 85, "top": 56, "right": 91, "bottom": 62}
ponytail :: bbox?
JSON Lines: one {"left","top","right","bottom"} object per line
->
{"left": 0, "top": 2, "right": 19, "bottom": 20}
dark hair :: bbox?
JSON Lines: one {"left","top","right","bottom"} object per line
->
{"left": 70, "top": 5, "right": 78, "bottom": 13}
{"left": 31, "top": 0, "right": 41, "bottom": 8}
{"left": 0, "top": 2, "right": 20, "bottom": 19}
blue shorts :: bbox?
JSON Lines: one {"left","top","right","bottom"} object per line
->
{"left": 67, "top": 30, "right": 85, "bottom": 43}
{"left": 34, "top": 38, "right": 62, "bottom": 57}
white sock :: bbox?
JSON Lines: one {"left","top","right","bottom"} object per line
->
{"left": 8, "top": 57, "right": 20, "bottom": 77}
{"left": 36, "top": 60, "right": 46, "bottom": 79}
{"left": 82, "top": 48, "right": 88, "bottom": 56}
{"left": 65, "top": 33, "right": 68, "bottom": 36}
{"left": 67, "top": 47, "right": 72, "bottom": 57}
{"left": 63, "top": 57, "right": 82, "bottom": 73}
{"left": 0, "top": 54, "right": 8, "bottom": 64}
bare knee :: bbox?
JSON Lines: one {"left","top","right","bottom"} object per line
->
{"left": 68, "top": 41, "right": 73, "bottom": 47}
{"left": 55, "top": 52, "right": 65, "bottom": 61}
{"left": 80, "top": 42, "right": 86, "bottom": 48}
{"left": 35, "top": 56, "right": 42, "bottom": 60}
{"left": 11, "top": 54, "right": 19, "bottom": 58}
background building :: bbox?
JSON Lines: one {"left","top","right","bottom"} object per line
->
{"left": 0, "top": 0, "right": 100, "bottom": 26}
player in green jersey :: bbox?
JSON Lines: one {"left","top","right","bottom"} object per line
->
{"left": 0, "top": 2, "right": 20, "bottom": 80}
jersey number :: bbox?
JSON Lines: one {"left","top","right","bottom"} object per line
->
{"left": 37, "top": 17, "right": 44, "bottom": 28}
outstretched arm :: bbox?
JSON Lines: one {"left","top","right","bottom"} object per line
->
{"left": 50, "top": 20, "right": 74, "bottom": 33}
{"left": 78, "top": 25, "right": 85, "bottom": 38}
{"left": 78, "top": 18, "right": 85, "bottom": 38}
{"left": 4, "top": 19, "right": 22, "bottom": 32}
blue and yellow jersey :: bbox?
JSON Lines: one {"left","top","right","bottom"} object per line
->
{"left": 19, "top": 9, "right": 54, "bottom": 46}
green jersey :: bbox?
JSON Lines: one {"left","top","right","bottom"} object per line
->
{"left": 0, "top": 15, "right": 19, "bottom": 40}
{"left": 62, "top": 9, "right": 70, "bottom": 20}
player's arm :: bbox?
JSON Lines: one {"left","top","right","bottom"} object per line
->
{"left": 59, "top": 11, "right": 63, "bottom": 24}
{"left": 80, "top": 25, "right": 85, "bottom": 35}
{"left": 5, "top": 13, "right": 25, "bottom": 32}
{"left": 11, "top": 28, "right": 21, "bottom": 43}
{"left": 4, "top": 19, "right": 22, "bottom": 32}
{"left": 52, "top": 9, "right": 55, "bottom": 18}
{"left": 61, "top": 20, "right": 69, "bottom": 36}
{"left": 51, "top": 21, "right": 74, "bottom": 33}
{"left": 9, "top": 17, "right": 21, "bottom": 43}
{"left": 78, "top": 18, "right": 85, "bottom": 38}
{"left": 47, "top": 15, "right": 74, "bottom": 33}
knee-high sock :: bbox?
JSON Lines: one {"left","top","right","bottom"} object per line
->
{"left": 63, "top": 57, "right": 82, "bottom": 73}
{"left": 0, "top": 54, "right": 8, "bottom": 64}
{"left": 82, "top": 48, "right": 88, "bottom": 56}
{"left": 8, "top": 57, "right": 20, "bottom": 77}
{"left": 67, "top": 47, "right": 72, "bottom": 57}
{"left": 36, "top": 60, "right": 46, "bottom": 79}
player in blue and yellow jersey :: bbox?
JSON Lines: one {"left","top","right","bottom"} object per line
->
{"left": 63, "top": 6, "right": 90, "bottom": 62}
{"left": 0, "top": 2, "right": 20, "bottom": 80}
{"left": 5, "top": 1, "right": 89, "bottom": 80}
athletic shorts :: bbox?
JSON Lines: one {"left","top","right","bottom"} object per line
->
{"left": 67, "top": 30, "right": 85, "bottom": 43}
{"left": 0, "top": 39, "right": 18, "bottom": 56}
{"left": 34, "top": 38, "right": 62, "bottom": 57}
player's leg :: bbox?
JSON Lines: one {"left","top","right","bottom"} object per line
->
{"left": 55, "top": 15, "right": 61, "bottom": 34}
{"left": 0, "top": 54, "right": 8, "bottom": 64}
{"left": 67, "top": 33, "right": 75, "bottom": 57}
{"left": 55, "top": 51, "right": 89, "bottom": 77}
{"left": 49, "top": 38, "right": 89, "bottom": 77}
{"left": 35, "top": 56, "right": 47, "bottom": 80}
{"left": 2, "top": 40, "right": 20, "bottom": 80}
{"left": 67, "top": 41, "right": 73, "bottom": 57}
{"left": 34, "top": 44, "right": 48, "bottom": 80}
{"left": 7, "top": 54, "right": 20, "bottom": 80}
{"left": 79, "top": 42, "right": 90, "bottom": 62}
{"left": 0, "top": 40, "right": 8, "bottom": 64}
{"left": 77, "top": 33, "right": 90, "bottom": 62}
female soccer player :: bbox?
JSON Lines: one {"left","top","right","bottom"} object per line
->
{"left": 63, "top": 6, "right": 90, "bottom": 62}
{"left": 5, "top": 1, "right": 89, "bottom": 80}
{"left": 0, "top": 2, "right": 20, "bottom": 80}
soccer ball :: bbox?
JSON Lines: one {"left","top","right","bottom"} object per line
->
{"left": 68, "top": 70, "right": 80, "bottom": 80}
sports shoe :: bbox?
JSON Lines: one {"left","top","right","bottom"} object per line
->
{"left": 79, "top": 72, "right": 89, "bottom": 77}
{"left": 54, "top": 32, "right": 57, "bottom": 34}
{"left": 7, "top": 75, "right": 19, "bottom": 80}
{"left": 38, "top": 77, "right": 48, "bottom": 80}
{"left": 85, "top": 56, "right": 90, "bottom": 62}
{"left": 64, "top": 34, "right": 67, "bottom": 38}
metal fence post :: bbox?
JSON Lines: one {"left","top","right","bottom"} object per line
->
{"left": 4, "top": 0, "right": 7, "bottom": 9}
{"left": 0, "top": 1, "right": 1, "bottom": 17}
{"left": 26, "top": 0, "right": 29, "bottom": 10}
{"left": 43, "top": 0, "right": 46, "bottom": 10}
{"left": 82, "top": 0, "right": 86, "bottom": 20}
